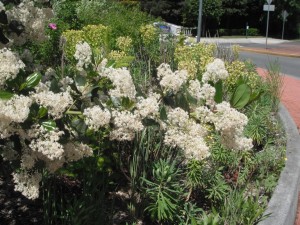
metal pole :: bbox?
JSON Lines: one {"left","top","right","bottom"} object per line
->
{"left": 265, "top": 5, "right": 270, "bottom": 49}
{"left": 196, "top": 0, "right": 203, "bottom": 43}
{"left": 282, "top": 18, "right": 285, "bottom": 40}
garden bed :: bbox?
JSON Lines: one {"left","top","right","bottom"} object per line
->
{"left": 258, "top": 104, "right": 300, "bottom": 225}
{"left": 0, "top": 1, "right": 288, "bottom": 224}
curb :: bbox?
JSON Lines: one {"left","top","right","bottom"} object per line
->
{"left": 258, "top": 103, "right": 300, "bottom": 225}
{"left": 240, "top": 48, "right": 300, "bottom": 58}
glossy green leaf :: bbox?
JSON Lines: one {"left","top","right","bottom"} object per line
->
{"left": 20, "top": 72, "right": 42, "bottom": 90}
{"left": 41, "top": 120, "right": 57, "bottom": 131}
{"left": 231, "top": 83, "right": 251, "bottom": 109}
{"left": 37, "top": 107, "right": 48, "bottom": 118}
{"left": 0, "top": 90, "right": 14, "bottom": 100}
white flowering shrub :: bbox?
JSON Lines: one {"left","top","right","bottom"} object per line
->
{"left": 2, "top": 0, "right": 53, "bottom": 45}
{"left": 0, "top": 35, "right": 255, "bottom": 200}
{"left": 0, "top": 3, "right": 284, "bottom": 224}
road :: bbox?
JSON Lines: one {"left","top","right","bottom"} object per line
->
{"left": 239, "top": 51, "right": 300, "bottom": 79}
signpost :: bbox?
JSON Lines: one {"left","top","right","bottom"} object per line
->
{"left": 263, "top": 0, "right": 275, "bottom": 49}
{"left": 196, "top": 0, "right": 203, "bottom": 43}
{"left": 281, "top": 10, "right": 289, "bottom": 40}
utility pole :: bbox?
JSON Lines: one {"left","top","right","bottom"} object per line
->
{"left": 282, "top": 10, "right": 288, "bottom": 40}
{"left": 196, "top": 0, "right": 203, "bottom": 43}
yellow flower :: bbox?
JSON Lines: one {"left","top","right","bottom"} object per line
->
{"left": 140, "top": 24, "right": 157, "bottom": 45}
{"left": 116, "top": 36, "right": 132, "bottom": 53}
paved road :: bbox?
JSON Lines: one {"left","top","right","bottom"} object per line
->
{"left": 239, "top": 51, "right": 300, "bottom": 79}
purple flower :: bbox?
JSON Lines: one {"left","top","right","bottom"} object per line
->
{"left": 48, "top": 23, "right": 57, "bottom": 30}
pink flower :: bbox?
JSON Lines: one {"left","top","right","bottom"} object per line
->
{"left": 48, "top": 23, "right": 57, "bottom": 30}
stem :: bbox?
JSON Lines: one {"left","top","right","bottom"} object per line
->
{"left": 65, "top": 110, "right": 82, "bottom": 115}
{"left": 186, "top": 186, "right": 193, "bottom": 202}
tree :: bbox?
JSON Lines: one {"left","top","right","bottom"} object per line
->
{"left": 182, "top": 0, "right": 223, "bottom": 36}
{"left": 140, "top": 0, "right": 184, "bottom": 25}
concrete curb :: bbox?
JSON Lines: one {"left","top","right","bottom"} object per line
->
{"left": 258, "top": 103, "right": 300, "bottom": 225}
{"left": 240, "top": 48, "right": 300, "bottom": 58}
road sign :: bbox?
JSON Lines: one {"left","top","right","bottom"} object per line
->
{"left": 266, "top": 0, "right": 272, "bottom": 4}
{"left": 263, "top": 2, "right": 275, "bottom": 49}
{"left": 282, "top": 10, "right": 289, "bottom": 21}
{"left": 263, "top": 5, "right": 275, "bottom": 11}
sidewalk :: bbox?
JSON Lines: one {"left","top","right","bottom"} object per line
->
{"left": 197, "top": 37, "right": 300, "bottom": 58}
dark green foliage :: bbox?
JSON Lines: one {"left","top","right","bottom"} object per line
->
{"left": 142, "top": 159, "right": 183, "bottom": 222}
{"left": 219, "top": 190, "right": 268, "bottom": 225}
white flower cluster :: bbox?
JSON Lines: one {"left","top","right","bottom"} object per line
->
{"left": 27, "top": 125, "right": 93, "bottom": 173}
{"left": 0, "top": 95, "right": 32, "bottom": 123}
{"left": 13, "top": 171, "right": 42, "bottom": 200}
{"left": 29, "top": 128, "right": 65, "bottom": 161}
{"left": 164, "top": 108, "right": 209, "bottom": 160}
{"left": 0, "top": 48, "right": 25, "bottom": 87}
{"left": 202, "top": 58, "right": 229, "bottom": 83}
{"left": 157, "top": 63, "right": 188, "bottom": 93}
{"left": 102, "top": 67, "right": 137, "bottom": 100}
{"left": 188, "top": 80, "right": 215, "bottom": 105}
{"left": 110, "top": 110, "right": 144, "bottom": 141}
{"left": 74, "top": 41, "right": 92, "bottom": 71}
{"left": 194, "top": 102, "right": 253, "bottom": 151}
{"left": 212, "top": 102, "right": 253, "bottom": 150}
{"left": 6, "top": 0, "right": 54, "bottom": 44}
{"left": 0, "top": 95, "right": 32, "bottom": 138}
{"left": 83, "top": 105, "right": 111, "bottom": 130}
{"left": 136, "top": 92, "right": 160, "bottom": 118}
{"left": 32, "top": 90, "right": 73, "bottom": 119}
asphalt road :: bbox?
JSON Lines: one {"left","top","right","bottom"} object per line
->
{"left": 239, "top": 51, "right": 300, "bottom": 79}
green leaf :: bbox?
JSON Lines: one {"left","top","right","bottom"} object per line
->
{"left": 20, "top": 72, "right": 42, "bottom": 90}
{"left": 214, "top": 80, "right": 223, "bottom": 103}
{"left": 121, "top": 97, "right": 135, "bottom": 110}
{"left": 176, "top": 93, "right": 189, "bottom": 111}
{"left": 41, "top": 120, "right": 56, "bottom": 131}
{"left": 37, "top": 107, "right": 48, "bottom": 118}
{"left": 74, "top": 74, "right": 87, "bottom": 87}
{"left": 186, "top": 91, "right": 198, "bottom": 105}
{"left": 231, "top": 83, "right": 251, "bottom": 109}
{"left": 249, "top": 91, "right": 262, "bottom": 103}
{"left": 114, "top": 56, "right": 135, "bottom": 68}
{"left": 191, "top": 217, "right": 197, "bottom": 225}
{"left": 0, "top": 90, "right": 14, "bottom": 100}
{"left": 160, "top": 106, "right": 168, "bottom": 121}
{"left": 71, "top": 118, "right": 87, "bottom": 134}
{"left": 143, "top": 118, "right": 159, "bottom": 126}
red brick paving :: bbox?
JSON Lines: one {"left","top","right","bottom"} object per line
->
{"left": 257, "top": 68, "right": 300, "bottom": 130}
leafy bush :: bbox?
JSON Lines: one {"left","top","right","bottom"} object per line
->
{"left": 219, "top": 28, "right": 260, "bottom": 36}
